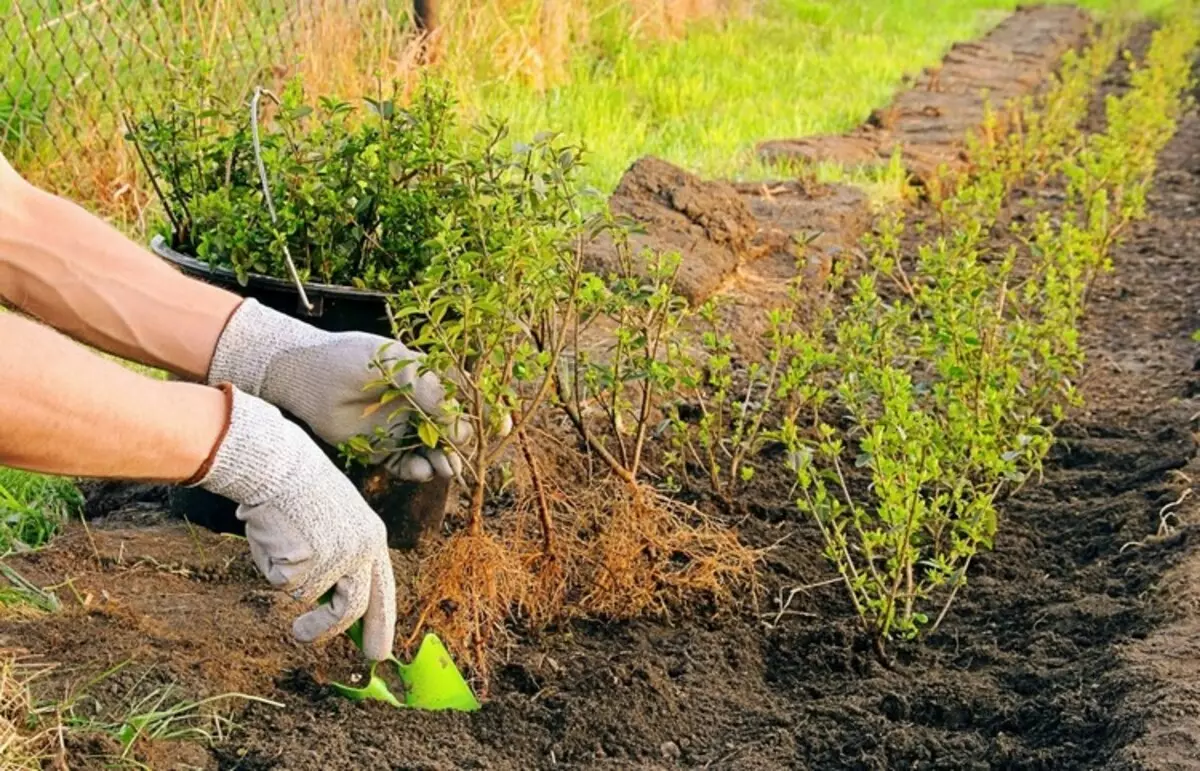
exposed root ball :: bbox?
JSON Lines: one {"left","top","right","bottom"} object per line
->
{"left": 581, "top": 482, "right": 761, "bottom": 619}
{"left": 410, "top": 431, "right": 759, "bottom": 686}
{"left": 408, "top": 531, "right": 528, "bottom": 688}
{"left": 508, "top": 430, "right": 587, "bottom": 626}
{"left": 522, "top": 550, "right": 571, "bottom": 627}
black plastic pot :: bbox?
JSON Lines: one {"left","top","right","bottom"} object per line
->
{"left": 151, "top": 235, "right": 395, "bottom": 335}
{"left": 151, "top": 235, "right": 449, "bottom": 551}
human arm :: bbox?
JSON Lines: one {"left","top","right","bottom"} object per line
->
{"left": 0, "top": 311, "right": 396, "bottom": 658}
{"left": 0, "top": 154, "right": 240, "bottom": 381}
{"left": 0, "top": 155, "right": 466, "bottom": 480}
{"left": 0, "top": 309, "right": 226, "bottom": 479}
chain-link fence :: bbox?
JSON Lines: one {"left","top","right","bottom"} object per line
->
{"left": 0, "top": 1, "right": 430, "bottom": 161}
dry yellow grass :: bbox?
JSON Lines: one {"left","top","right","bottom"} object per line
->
{"left": 0, "top": 652, "right": 55, "bottom": 771}
{"left": 19, "top": 110, "right": 153, "bottom": 232}
{"left": 284, "top": 0, "right": 749, "bottom": 100}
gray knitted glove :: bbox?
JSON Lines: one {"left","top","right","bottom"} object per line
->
{"left": 207, "top": 299, "right": 468, "bottom": 482}
{"left": 192, "top": 386, "right": 396, "bottom": 660}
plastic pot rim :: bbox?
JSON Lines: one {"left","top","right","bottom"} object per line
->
{"left": 149, "top": 234, "right": 390, "bottom": 301}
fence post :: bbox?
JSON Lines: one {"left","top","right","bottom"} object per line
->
{"left": 413, "top": 0, "right": 440, "bottom": 64}
{"left": 413, "top": 0, "right": 438, "bottom": 33}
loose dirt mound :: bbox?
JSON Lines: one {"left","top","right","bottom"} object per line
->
{"left": 721, "top": 180, "right": 873, "bottom": 347}
{"left": 758, "top": 4, "right": 1095, "bottom": 183}
{"left": 579, "top": 160, "right": 876, "bottom": 355}
{"left": 584, "top": 156, "right": 765, "bottom": 305}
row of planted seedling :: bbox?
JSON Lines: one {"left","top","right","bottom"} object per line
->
{"left": 763, "top": 8, "right": 1198, "bottom": 654}
{"left": 369, "top": 4, "right": 1199, "bottom": 670}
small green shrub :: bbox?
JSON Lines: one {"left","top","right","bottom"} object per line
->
{"left": 346, "top": 122, "right": 758, "bottom": 677}
{"left": 374, "top": 124, "right": 600, "bottom": 518}
{"left": 350, "top": 123, "right": 600, "bottom": 675}
{"left": 129, "top": 78, "right": 461, "bottom": 290}
{"left": 565, "top": 245, "right": 692, "bottom": 485}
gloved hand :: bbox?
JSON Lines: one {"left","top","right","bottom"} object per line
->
{"left": 191, "top": 384, "right": 396, "bottom": 660}
{"left": 207, "top": 299, "right": 468, "bottom": 482}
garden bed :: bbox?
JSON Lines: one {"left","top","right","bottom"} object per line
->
{"left": 3, "top": 7, "right": 1200, "bottom": 771}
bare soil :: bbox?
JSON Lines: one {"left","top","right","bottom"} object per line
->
{"left": 3, "top": 9, "right": 1200, "bottom": 771}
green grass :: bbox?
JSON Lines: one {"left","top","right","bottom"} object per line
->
{"left": 463, "top": 0, "right": 1174, "bottom": 193}
{"left": 0, "top": 466, "right": 82, "bottom": 554}
{"left": 3, "top": 0, "right": 1173, "bottom": 192}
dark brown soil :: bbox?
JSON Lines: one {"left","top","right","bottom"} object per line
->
{"left": 4, "top": 11, "right": 1200, "bottom": 771}
{"left": 1081, "top": 76, "right": 1200, "bottom": 769}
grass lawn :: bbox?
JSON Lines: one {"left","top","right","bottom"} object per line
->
{"left": 462, "top": 0, "right": 1172, "bottom": 192}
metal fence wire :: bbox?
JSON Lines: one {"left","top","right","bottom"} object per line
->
{"left": 0, "top": 1, "right": 430, "bottom": 158}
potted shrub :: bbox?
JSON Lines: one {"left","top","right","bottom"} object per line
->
{"left": 127, "top": 79, "right": 464, "bottom": 549}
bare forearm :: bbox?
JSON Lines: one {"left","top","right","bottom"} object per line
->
{"left": 0, "top": 312, "right": 227, "bottom": 481}
{"left": 0, "top": 173, "right": 241, "bottom": 380}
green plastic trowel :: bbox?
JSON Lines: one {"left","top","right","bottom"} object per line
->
{"left": 320, "top": 593, "right": 480, "bottom": 712}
